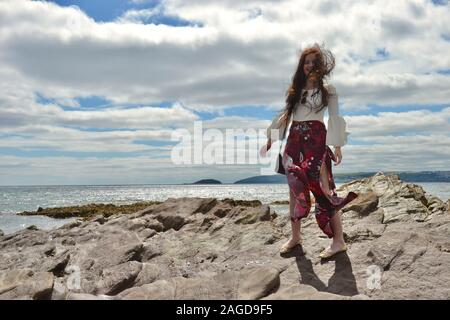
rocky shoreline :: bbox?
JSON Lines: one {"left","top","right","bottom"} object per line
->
{"left": 17, "top": 201, "right": 163, "bottom": 220}
{"left": 1, "top": 172, "right": 449, "bottom": 300}
{"left": 17, "top": 199, "right": 267, "bottom": 220}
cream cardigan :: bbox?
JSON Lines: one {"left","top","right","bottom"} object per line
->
{"left": 265, "top": 84, "right": 350, "bottom": 147}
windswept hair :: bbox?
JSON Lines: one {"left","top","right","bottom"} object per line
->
{"left": 277, "top": 43, "right": 335, "bottom": 130}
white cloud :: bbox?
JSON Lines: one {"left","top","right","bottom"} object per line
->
{"left": 345, "top": 107, "right": 450, "bottom": 136}
{"left": 1, "top": 0, "right": 446, "bottom": 111}
{"left": 0, "top": 154, "right": 269, "bottom": 185}
{"left": 0, "top": 0, "right": 449, "bottom": 184}
{"left": 0, "top": 125, "right": 176, "bottom": 153}
{"left": 0, "top": 98, "right": 198, "bottom": 129}
{"left": 116, "top": 7, "right": 162, "bottom": 24}
{"left": 1, "top": 0, "right": 449, "bottom": 110}
{"left": 340, "top": 141, "right": 450, "bottom": 173}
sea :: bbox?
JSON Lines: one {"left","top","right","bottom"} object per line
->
{"left": 1, "top": 182, "right": 449, "bottom": 235}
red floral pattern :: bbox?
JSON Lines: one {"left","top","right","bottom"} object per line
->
{"left": 283, "top": 120, "right": 358, "bottom": 238}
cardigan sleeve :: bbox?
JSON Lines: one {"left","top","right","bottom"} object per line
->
{"left": 326, "top": 85, "right": 350, "bottom": 147}
{"left": 266, "top": 112, "right": 288, "bottom": 142}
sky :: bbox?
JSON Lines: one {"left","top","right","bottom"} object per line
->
{"left": 0, "top": 0, "right": 449, "bottom": 185}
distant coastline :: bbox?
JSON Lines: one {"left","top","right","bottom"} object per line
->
{"left": 0, "top": 171, "right": 449, "bottom": 187}
{"left": 187, "top": 171, "right": 450, "bottom": 185}
{"left": 188, "top": 179, "right": 222, "bottom": 185}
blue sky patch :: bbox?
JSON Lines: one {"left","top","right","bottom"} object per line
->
{"left": 348, "top": 47, "right": 390, "bottom": 65}
{"left": 48, "top": 0, "right": 159, "bottom": 22}
{"left": 431, "top": 0, "right": 448, "bottom": 6}
{"left": 133, "top": 139, "right": 178, "bottom": 146}
{"left": 375, "top": 47, "right": 389, "bottom": 59}
{"left": 194, "top": 111, "right": 219, "bottom": 121}
{"left": 437, "top": 69, "right": 450, "bottom": 75}
{"left": 47, "top": 0, "right": 202, "bottom": 26}
{"left": 223, "top": 105, "right": 278, "bottom": 119}
{"left": 129, "top": 11, "right": 202, "bottom": 27}
{"left": 36, "top": 92, "right": 112, "bottom": 110}
{"left": 150, "top": 100, "right": 178, "bottom": 108}
{"left": 74, "top": 95, "right": 113, "bottom": 108}
{"left": 35, "top": 92, "right": 55, "bottom": 105}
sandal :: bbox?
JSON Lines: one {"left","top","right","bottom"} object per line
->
{"left": 280, "top": 239, "right": 303, "bottom": 254}
{"left": 319, "top": 244, "right": 347, "bottom": 259}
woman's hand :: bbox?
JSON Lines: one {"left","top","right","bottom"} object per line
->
{"left": 334, "top": 146, "right": 342, "bottom": 165}
{"left": 259, "top": 139, "right": 272, "bottom": 157}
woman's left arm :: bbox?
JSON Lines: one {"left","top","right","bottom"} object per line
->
{"left": 325, "top": 84, "right": 349, "bottom": 165}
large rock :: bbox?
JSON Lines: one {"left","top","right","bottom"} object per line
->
{"left": 18, "top": 201, "right": 162, "bottom": 219}
{"left": 263, "top": 283, "right": 369, "bottom": 300}
{"left": 66, "top": 292, "right": 117, "bottom": 300}
{"left": 0, "top": 172, "right": 449, "bottom": 300}
{"left": 337, "top": 172, "right": 443, "bottom": 223}
{"left": 94, "top": 261, "right": 143, "bottom": 295}
{"left": 0, "top": 269, "right": 54, "bottom": 300}
{"left": 118, "top": 267, "right": 280, "bottom": 300}
{"left": 237, "top": 267, "right": 280, "bottom": 299}
{"left": 425, "top": 195, "right": 447, "bottom": 215}
{"left": 341, "top": 191, "right": 378, "bottom": 216}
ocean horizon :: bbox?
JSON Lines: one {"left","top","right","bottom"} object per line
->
{"left": 1, "top": 170, "right": 449, "bottom": 187}
{"left": 1, "top": 181, "right": 449, "bottom": 235}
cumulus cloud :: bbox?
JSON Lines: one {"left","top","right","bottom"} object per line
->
{"left": 342, "top": 141, "right": 450, "bottom": 173}
{"left": 345, "top": 107, "right": 450, "bottom": 136}
{"left": 116, "top": 7, "right": 162, "bottom": 24}
{"left": 0, "top": 124, "right": 177, "bottom": 153}
{"left": 0, "top": 0, "right": 449, "bottom": 184}
{"left": 2, "top": 0, "right": 447, "bottom": 110}
{"left": 0, "top": 101, "right": 198, "bottom": 130}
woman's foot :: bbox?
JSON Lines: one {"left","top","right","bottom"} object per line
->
{"left": 319, "top": 241, "right": 347, "bottom": 259}
{"left": 280, "top": 237, "right": 303, "bottom": 254}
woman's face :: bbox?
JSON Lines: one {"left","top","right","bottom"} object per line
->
{"left": 303, "top": 53, "right": 316, "bottom": 77}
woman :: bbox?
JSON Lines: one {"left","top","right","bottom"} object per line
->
{"left": 263, "top": 44, "right": 358, "bottom": 259}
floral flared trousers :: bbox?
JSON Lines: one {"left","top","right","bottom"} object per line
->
{"left": 283, "top": 120, "right": 358, "bottom": 238}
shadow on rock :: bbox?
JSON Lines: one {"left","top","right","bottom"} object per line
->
{"left": 295, "top": 253, "right": 359, "bottom": 296}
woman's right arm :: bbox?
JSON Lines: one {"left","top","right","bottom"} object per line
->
{"left": 265, "top": 113, "right": 286, "bottom": 149}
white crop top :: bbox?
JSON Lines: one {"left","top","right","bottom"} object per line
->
{"left": 266, "top": 84, "right": 350, "bottom": 147}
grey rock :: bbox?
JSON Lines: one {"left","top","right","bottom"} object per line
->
{"left": 338, "top": 172, "right": 433, "bottom": 223}
{"left": 263, "top": 283, "right": 368, "bottom": 300}
{"left": 425, "top": 195, "right": 447, "bottom": 214}
{"left": 237, "top": 267, "right": 280, "bottom": 299}
{"left": 0, "top": 269, "right": 54, "bottom": 300}
{"left": 95, "top": 261, "right": 142, "bottom": 295}
{"left": 119, "top": 279, "right": 175, "bottom": 300}
{"left": 0, "top": 172, "right": 449, "bottom": 300}
{"left": 66, "top": 292, "right": 117, "bottom": 300}
{"left": 341, "top": 191, "right": 378, "bottom": 216}
{"left": 119, "top": 266, "right": 280, "bottom": 300}
{"left": 133, "top": 262, "right": 162, "bottom": 287}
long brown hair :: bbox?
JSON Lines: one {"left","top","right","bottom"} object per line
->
{"left": 278, "top": 43, "right": 335, "bottom": 130}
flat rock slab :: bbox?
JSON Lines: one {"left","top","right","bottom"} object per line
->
{"left": 0, "top": 172, "right": 449, "bottom": 300}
